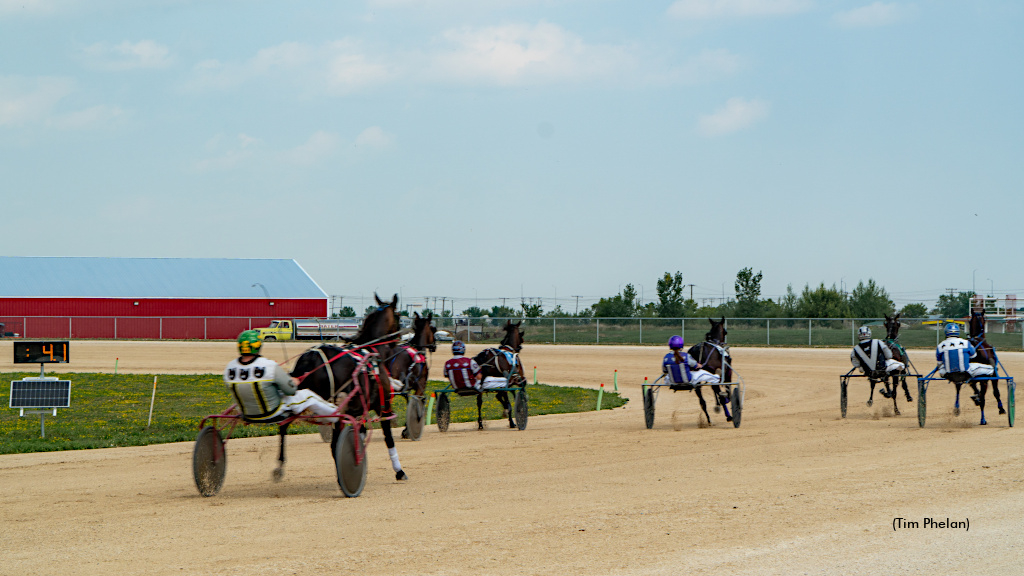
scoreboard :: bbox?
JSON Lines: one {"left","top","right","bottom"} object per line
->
{"left": 13, "top": 341, "right": 70, "bottom": 364}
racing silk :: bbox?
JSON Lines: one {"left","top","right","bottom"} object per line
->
{"left": 662, "top": 352, "right": 698, "bottom": 385}
{"left": 444, "top": 355, "right": 481, "bottom": 390}
{"left": 936, "top": 337, "right": 977, "bottom": 374}
{"left": 224, "top": 356, "right": 295, "bottom": 421}
{"left": 851, "top": 339, "right": 893, "bottom": 372}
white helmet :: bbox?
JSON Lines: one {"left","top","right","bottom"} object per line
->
{"left": 858, "top": 326, "right": 872, "bottom": 341}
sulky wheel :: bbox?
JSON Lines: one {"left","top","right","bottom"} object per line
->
{"left": 917, "top": 379, "right": 927, "bottom": 428}
{"left": 1008, "top": 381, "right": 1016, "bottom": 428}
{"left": 318, "top": 424, "right": 333, "bottom": 443}
{"left": 335, "top": 426, "right": 367, "bottom": 498}
{"left": 192, "top": 426, "right": 227, "bottom": 497}
{"left": 643, "top": 388, "right": 656, "bottom": 429}
{"left": 514, "top": 389, "right": 529, "bottom": 431}
{"left": 730, "top": 387, "right": 743, "bottom": 428}
{"left": 840, "top": 379, "right": 848, "bottom": 418}
{"left": 436, "top": 393, "right": 451, "bottom": 433}
{"left": 406, "top": 395, "right": 425, "bottom": 441}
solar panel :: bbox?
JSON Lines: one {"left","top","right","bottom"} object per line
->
{"left": 10, "top": 379, "right": 72, "bottom": 409}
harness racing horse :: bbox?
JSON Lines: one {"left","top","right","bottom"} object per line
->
{"left": 289, "top": 293, "right": 409, "bottom": 482}
{"left": 880, "top": 313, "right": 914, "bottom": 408}
{"left": 384, "top": 312, "right": 436, "bottom": 439}
{"left": 471, "top": 320, "right": 527, "bottom": 430}
{"left": 960, "top": 310, "right": 1005, "bottom": 421}
{"left": 686, "top": 317, "right": 734, "bottom": 425}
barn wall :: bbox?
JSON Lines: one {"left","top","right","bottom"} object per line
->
{"left": 0, "top": 298, "right": 326, "bottom": 317}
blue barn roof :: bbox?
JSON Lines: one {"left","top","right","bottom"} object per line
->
{"left": 0, "top": 257, "right": 327, "bottom": 299}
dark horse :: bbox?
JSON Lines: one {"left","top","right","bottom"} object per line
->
{"left": 384, "top": 312, "right": 436, "bottom": 439}
{"left": 470, "top": 320, "right": 527, "bottom": 430}
{"left": 288, "top": 293, "right": 409, "bottom": 481}
{"left": 686, "top": 317, "right": 733, "bottom": 425}
{"left": 960, "top": 309, "right": 1005, "bottom": 423}
{"left": 879, "top": 313, "right": 915, "bottom": 411}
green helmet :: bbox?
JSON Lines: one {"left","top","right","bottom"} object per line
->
{"left": 237, "top": 330, "right": 263, "bottom": 356}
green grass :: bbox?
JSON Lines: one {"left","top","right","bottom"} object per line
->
{"left": 0, "top": 373, "right": 626, "bottom": 455}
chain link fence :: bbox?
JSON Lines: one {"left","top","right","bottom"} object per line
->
{"left": 429, "top": 317, "right": 1024, "bottom": 351}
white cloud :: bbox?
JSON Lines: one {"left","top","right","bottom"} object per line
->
{"left": 425, "top": 21, "right": 635, "bottom": 85}
{"left": 282, "top": 131, "right": 341, "bottom": 165}
{"left": 833, "top": 2, "right": 907, "bottom": 28}
{"left": 193, "top": 133, "right": 262, "bottom": 172}
{"left": 0, "top": 76, "right": 74, "bottom": 126}
{"left": 46, "top": 105, "right": 127, "bottom": 130}
{"left": 697, "top": 97, "right": 769, "bottom": 136}
{"left": 354, "top": 126, "right": 393, "bottom": 149}
{"left": 80, "top": 40, "right": 173, "bottom": 71}
{"left": 667, "top": 0, "right": 813, "bottom": 19}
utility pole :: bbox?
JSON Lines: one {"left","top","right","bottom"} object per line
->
{"left": 684, "top": 284, "right": 695, "bottom": 302}
{"left": 573, "top": 295, "right": 580, "bottom": 316}
{"left": 441, "top": 297, "right": 447, "bottom": 316}
{"left": 946, "top": 288, "right": 958, "bottom": 297}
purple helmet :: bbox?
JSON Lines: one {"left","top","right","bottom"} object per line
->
{"left": 668, "top": 335, "right": 685, "bottom": 349}
{"left": 452, "top": 340, "right": 466, "bottom": 355}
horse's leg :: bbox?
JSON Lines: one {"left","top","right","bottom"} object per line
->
{"left": 476, "top": 394, "right": 484, "bottom": 430}
{"left": 889, "top": 376, "right": 900, "bottom": 416}
{"left": 501, "top": 391, "right": 515, "bottom": 428}
{"left": 901, "top": 372, "right": 913, "bottom": 402}
{"left": 380, "top": 419, "right": 408, "bottom": 480}
{"left": 695, "top": 388, "right": 712, "bottom": 425}
{"left": 867, "top": 382, "right": 876, "bottom": 407}
{"left": 954, "top": 382, "right": 962, "bottom": 415}
{"left": 273, "top": 422, "right": 289, "bottom": 482}
{"left": 991, "top": 377, "right": 1005, "bottom": 414}
{"left": 969, "top": 382, "right": 982, "bottom": 406}
{"left": 712, "top": 384, "right": 732, "bottom": 422}
{"left": 978, "top": 380, "right": 988, "bottom": 426}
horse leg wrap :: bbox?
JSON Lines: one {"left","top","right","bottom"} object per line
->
{"left": 388, "top": 447, "right": 402, "bottom": 473}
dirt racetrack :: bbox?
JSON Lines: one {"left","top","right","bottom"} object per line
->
{"left": 2, "top": 341, "right": 1023, "bottom": 575}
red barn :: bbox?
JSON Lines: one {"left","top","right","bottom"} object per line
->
{"left": 0, "top": 257, "right": 327, "bottom": 340}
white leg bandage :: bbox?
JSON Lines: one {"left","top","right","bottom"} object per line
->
{"left": 283, "top": 389, "right": 338, "bottom": 423}
{"left": 388, "top": 447, "right": 402, "bottom": 472}
{"left": 885, "top": 359, "right": 906, "bottom": 374}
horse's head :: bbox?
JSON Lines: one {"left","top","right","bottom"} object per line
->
{"left": 352, "top": 293, "right": 400, "bottom": 345}
{"left": 705, "top": 317, "right": 727, "bottom": 343}
{"left": 884, "top": 313, "right": 901, "bottom": 340}
{"left": 970, "top": 310, "right": 986, "bottom": 339}
{"left": 500, "top": 319, "right": 524, "bottom": 353}
{"left": 412, "top": 312, "right": 437, "bottom": 353}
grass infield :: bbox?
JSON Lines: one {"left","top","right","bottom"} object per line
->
{"left": 0, "top": 373, "right": 626, "bottom": 455}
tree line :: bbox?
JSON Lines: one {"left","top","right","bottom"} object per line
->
{"left": 331, "top": 270, "right": 980, "bottom": 319}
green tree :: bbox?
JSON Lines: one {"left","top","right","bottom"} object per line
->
{"left": 932, "top": 291, "right": 975, "bottom": 318}
{"left": 899, "top": 303, "right": 929, "bottom": 318}
{"left": 656, "top": 271, "right": 685, "bottom": 317}
{"left": 490, "top": 305, "right": 518, "bottom": 318}
{"left": 780, "top": 284, "right": 799, "bottom": 317}
{"left": 461, "top": 306, "right": 487, "bottom": 318}
{"left": 544, "top": 304, "right": 567, "bottom": 317}
{"left": 330, "top": 306, "right": 356, "bottom": 318}
{"left": 798, "top": 283, "right": 851, "bottom": 318}
{"left": 848, "top": 279, "right": 895, "bottom": 318}
{"left": 734, "top": 267, "right": 764, "bottom": 317}
{"left": 592, "top": 284, "right": 638, "bottom": 317}
{"left": 521, "top": 299, "right": 544, "bottom": 318}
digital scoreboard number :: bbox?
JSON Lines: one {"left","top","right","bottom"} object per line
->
{"left": 14, "top": 341, "right": 70, "bottom": 364}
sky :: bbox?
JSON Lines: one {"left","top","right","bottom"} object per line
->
{"left": 2, "top": 0, "right": 1022, "bottom": 314}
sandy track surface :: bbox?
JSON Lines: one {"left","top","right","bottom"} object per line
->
{"left": 1, "top": 341, "right": 1023, "bottom": 575}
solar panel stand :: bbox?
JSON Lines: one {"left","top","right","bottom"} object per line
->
{"left": 10, "top": 368, "right": 72, "bottom": 438}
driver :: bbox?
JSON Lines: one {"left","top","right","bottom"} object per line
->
{"left": 936, "top": 323, "right": 994, "bottom": 379}
{"left": 850, "top": 326, "right": 905, "bottom": 375}
{"left": 224, "top": 330, "right": 338, "bottom": 423}
{"left": 662, "top": 335, "right": 720, "bottom": 386}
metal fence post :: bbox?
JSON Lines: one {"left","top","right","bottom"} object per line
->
{"left": 596, "top": 318, "right": 600, "bottom": 344}
{"left": 114, "top": 317, "right": 118, "bottom": 339}
{"left": 553, "top": 318, "right": 556, "bottom": 344}
{"left": 767, "top": 318, "right": 770, "bottom": 346}
{"left": 68, "top": 317, "right": 72, "bottom": 338}
{"left": 639, "top": 318, "right": 643, "bottom": 344}
{"left": 808, "top": 319, "right": 812, "bottom": 346}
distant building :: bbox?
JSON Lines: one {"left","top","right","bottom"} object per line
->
{"left": 0, "top": 257, "right": 326, "bottom": 339}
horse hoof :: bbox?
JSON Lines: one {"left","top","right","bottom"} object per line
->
{"left": 396, "top": 470, "right": 408, "bottom": 481}
{"left": 866, "top": 400, "right": 873, "bottom": 407}
{"left": 714, "top": 406, "right": 721, "bottom": 413}
{"left": 894, "top": 408, "right": 901, "bottom": 416}
{"left": 726, "top": 416, "right": 733, "bottom": 422}
{"left": 999, "top": 408, "right": 1007, "bottom": 415}
{"left": 971, "top": 395, "right": 981, "bottom": 407}
{"left": 953, "top": 407, "right": 960, "bottom": 416}
{"left": 980, "top": 420, "right": 988, "bottom": 426}
{"left": 905, "top": 395, "right": 914, "bottom": 403}
{"left": 509, "top": 422, "right": 516, "bottom": 429}
{"left": 401, "top": 429, "right": 409, "bottom": 439}
{"left": 477, "top": 422, "right": 484, "bottom": 431}
{"left": 272, "top": 466, "right": 285, "bottom": 483}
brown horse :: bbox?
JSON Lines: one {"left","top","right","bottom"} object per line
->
{"left": 881, "top": 313, "right": 915, "bottom": 408}
{"left": 290, "top": 293, "right": 409, "bottom": 481}
{"left": 686, "top": 317, "right": 734, "bottom": 425}
{"left": 968, "top": 310, "right": 1005, "bottom": 418}
{"left": 471, "top": 320, "right": 527, "bottom": 429}
{"left": 384, "top": 312, "right": 436, "bottom": 438}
